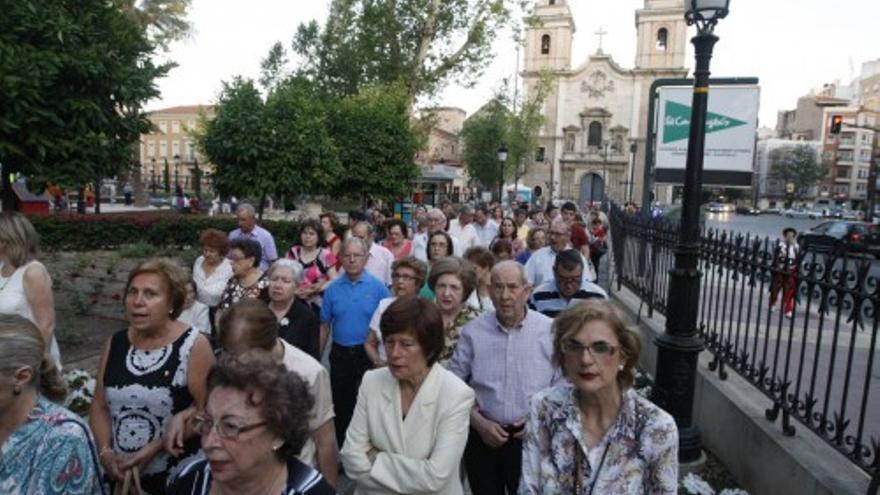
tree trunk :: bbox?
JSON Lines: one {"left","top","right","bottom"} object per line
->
{"left": 77, "top": 187, "right": 86, "bottom": 214}
{"left": 94, "top": 179, "right": 102, "bottom": 214}
{"left": 258, "top": 193, "right": 266, "bottom": 221}
{"left": 1, "top": 167, "right": 14, "bottom": 211}
{"left": 133, "top": 160, "right": 149, "bottom": 207}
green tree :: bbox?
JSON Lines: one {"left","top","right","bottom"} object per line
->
{"left": 196, "top": 77, "right": 341, "bottom": 217}
{"left": 460, "top": 100, "right": 509, "bottom": 197}
{"left": 259, "top": 41, "right": 289, "bottom": 93}
{"left": 500, "top": 71, "right": 554, "bottom": 186}
{"left": 769, "top": 144, "right": 825, "bottom": 201}
{"left": 328, "top": 83, "right": 421, "bottom": 202}
{"left": 292, "top": 0, "right": 527, "bottom": 108}
{"left": 0, "top": 0, "right": 170, "bottom": 210}
{"left": 119, "top": 0, "right": 193, "bottom": 50}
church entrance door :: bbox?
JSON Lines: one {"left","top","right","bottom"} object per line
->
{"left": 578, "top": 173, "right": 604, "bottom": 208}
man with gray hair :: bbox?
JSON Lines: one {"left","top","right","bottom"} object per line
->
{"left": 524, "top": 218, "right": 596, "bottom": 286}
{"left": 228, "top": 203, "right": 278, "bottom": 271}
{"left": 412, "top": 207, "right": 462, "bottom": 261}
{"left": 321, "top": 236, "right": 390, "bottom": 447}
{"left": 350, "top": 221, "right": 394, "bottom": 286}
{"left": 449, "top": 260, "right": 558, "bottom": 494}
{"left": 448, "top": 204, "right": 480, "bottom": 250}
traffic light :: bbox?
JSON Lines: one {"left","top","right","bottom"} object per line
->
{"left": 830, "top": 115, "right": 843, "bottom": 134}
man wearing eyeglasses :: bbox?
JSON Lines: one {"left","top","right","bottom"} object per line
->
{"left": 320, "top": 237, "right": 390, "bottom": 448}
{"left": 529, "top": 249, "right": 607, "bottom": 318}
{"left": 524, "top": 219, "right": 597, "bottom": 287}
{"left": 449, "top": 261, "right": 560, "bottom": 494}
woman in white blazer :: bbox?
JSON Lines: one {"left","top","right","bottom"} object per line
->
{"left": 341, "top": 296, "right": 475, "bottom": 495}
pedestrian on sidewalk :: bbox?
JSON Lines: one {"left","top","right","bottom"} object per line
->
{"left": 769, "top": 227, "right": 799, "bottom": 319}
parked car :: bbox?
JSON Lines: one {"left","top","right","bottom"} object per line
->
{"left": 735, "top": 205, "right": 761, "bottom": 215}
{"left": 784, "top": 208, "right": 822, "bottom": 219}
{"left": 706, "top": 202, "right": 735, "bottom": 213}
{"left": 762, "top": 207, "right": 783, "bottom": 215}
{"left": 798, "top": 221, "right": 880, "bottom": 257}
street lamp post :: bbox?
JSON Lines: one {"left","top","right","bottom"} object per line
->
{"left": 651, "top": 0, "right": 730, "bottom": 464}
{"left": 602, "top": 141, "right": 610, "bottom": 204}
{"left": 173, "top": 154, "right": 181, "bottom": 191}
{"left": 497, "top": 145, "right": 508, "bottom": 203}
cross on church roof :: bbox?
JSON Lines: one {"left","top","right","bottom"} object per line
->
{"left": 595, "top": 26, "right": 608, "bottom": 54}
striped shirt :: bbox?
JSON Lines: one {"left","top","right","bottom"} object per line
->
{"left": 167, "top": 456, "right": 334, "bottom": 495}
{"left": 528, "top": 279, "right": 608, "bottom": 318}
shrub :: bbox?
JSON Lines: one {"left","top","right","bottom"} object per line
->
{"left": 29, "top": 212, "right": 302, "bottom": 253}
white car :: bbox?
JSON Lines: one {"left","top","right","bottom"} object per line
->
{"left": 783, "top": 208, "right": 821, "bottom": 219}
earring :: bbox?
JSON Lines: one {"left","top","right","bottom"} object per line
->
{"left": 272, "top": 442, "right": 283, "bottom": 451}
{"left": 12, "top": 385, "right": 22, "bottom": 396}
{"left": 618, "top": 364, "right": 624, "bottom": 372}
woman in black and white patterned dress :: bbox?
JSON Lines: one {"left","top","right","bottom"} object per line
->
{"left": 89, "top": 258, "right": 215, "bottom": 494}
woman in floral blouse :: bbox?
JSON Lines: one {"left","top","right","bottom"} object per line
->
{"left": 426, "top": 256, "right": 480, "bottom": 366}
{"left": 520, "top": 300, "right": 678, "bottom": 494}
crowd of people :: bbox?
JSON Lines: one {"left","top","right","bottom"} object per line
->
{"left": 0, "top": 199, "right": 681, "bottom": 495}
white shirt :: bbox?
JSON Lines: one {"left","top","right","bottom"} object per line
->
{"left": 448, "top": 219, "right": 480, "bottom": 251}
{"left": 412, "top": 232, "right": 463, "bottom": 262}
{"left": 280, "top": 341, "right": 335, "bottom": 467}
{"left": 178, "top": 301, "right": 211, "bottom": 335}
{"left": 368, "top": 297, "right": 396, "bottom": 362}
{"left": 365, "top": 243, "right": 394, "bottom": 286}
{"left": 192, "top": 256, "right": 234, "bottom": 307}
{"left": 524, "top": 245, "right": 597, "bottom": 287}
{"left": 473, "top": 219, "right": 498, "bottom": 247}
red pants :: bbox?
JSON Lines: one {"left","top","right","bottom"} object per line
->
{"left": 770, "top": 272, "right": 796, "bottom": 313}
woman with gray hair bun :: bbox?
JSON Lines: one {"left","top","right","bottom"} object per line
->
{"left": 267, "top": 259, "right": 321, "bottom": 360}
{"left": 0, "top": 315, "right": 106, "bottom": 494}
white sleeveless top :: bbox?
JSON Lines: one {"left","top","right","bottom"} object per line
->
{"left": 0, "top": 261, "right": 62, "bottom": 368}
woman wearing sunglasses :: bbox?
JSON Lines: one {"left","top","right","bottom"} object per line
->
{"left": 167, "top": 352, "right": 334, "bottom": 495}
{"left": 519, "top": 300, "right": 679, "bottom": 494}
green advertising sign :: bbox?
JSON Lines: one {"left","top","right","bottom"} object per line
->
{"left": 662, "top": 100, "right": 747, "bottom": 144}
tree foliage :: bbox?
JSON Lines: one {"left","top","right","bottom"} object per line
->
{"left": 291, "top": 0, "right": 528, "bottom": 108}
{"left": 0, "top": 0, "right": 171, "bottom": 209}
{"left": 329, "top": 83, "right": 421, "bottom": 199}
{"left": 769, "top": 144, "right": 825, "bottom": 199}
{"left": 197, "top": 76, "right": 417, "bottom": 207}
{"left": 460, "top": 71, "right": 554, "bottom": 197}
{"left": 119, "top": 0, "right": 193, "bottom": 51}
{"left": 460, "top": 100, "right": 509, "bottom": 193}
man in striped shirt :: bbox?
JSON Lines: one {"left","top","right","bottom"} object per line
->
{"left": 528, "top": 249, "right": 607, "bottom": 317}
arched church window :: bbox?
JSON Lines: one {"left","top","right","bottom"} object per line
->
{"left": 656, "top": 28, "right": 668, "bottom": 51}
{"left": 541, "top": 34, "right": 551, "bottom": 55}
{"left": 588, "top": 122, "right": 602, "bottom": 147}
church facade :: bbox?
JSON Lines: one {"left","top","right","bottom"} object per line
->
{"left": 520, "top": 0, "right": 690, "bottom": 206}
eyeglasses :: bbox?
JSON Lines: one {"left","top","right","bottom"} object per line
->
{"left": 561, "top": 339, "right": 617, "bottom": 359}
{"left": 549, "top": 231, "right": 568, "bottom": 237}
{"left": 555, "top": 274, "right": 582, "bottom": 286}
{"left": 189, "top": 415, "right": 267, "bottom": 441}
{"left": 392, "top": 273, "right": 418, "bottom": 281}
{"left": 343, "top": 253, "right": 366, "bottom": 259}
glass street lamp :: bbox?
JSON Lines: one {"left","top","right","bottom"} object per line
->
{"left": 497, "top": 145, "right": 508, "bottom": 202}
{"left": 651, "top": 0, "right": 732, "bottom": 465}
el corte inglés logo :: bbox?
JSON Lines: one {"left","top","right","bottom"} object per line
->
{"left": 662, "top": 101, "right": 747, "bottom": 144}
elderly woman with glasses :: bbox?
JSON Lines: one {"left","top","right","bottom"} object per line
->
{"left": 341, "top": 296, "right": 475, "bottom": 495}
{"left": 218, "top": 238, "right": 270, "bottom": 313}
{"left": 519, "top": 300, "right": 678, "bottom": 494}
{"left": 167, "top": 352, "right": 335, "bottom": 495}
{"left": 364, "top": 256, "right": 428, "bottom": 368}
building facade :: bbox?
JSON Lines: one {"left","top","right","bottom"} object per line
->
{"left": 520, "top": 0, "right": 689, "bottom": 207}
{"left": 139, "top": 105, "right": 214, "bottom": 193}
{"left": 412, "top": 107, "right": 470, "bottom": 205}
{"left": 818, "top": 107, "right": 878, "bottom": 210}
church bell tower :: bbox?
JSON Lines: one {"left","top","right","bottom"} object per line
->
{"left": 634, "top": 0, "right": 687, "bottom": 70}
{"left": 524, "top": 0, "right": 575, "bottom": 73}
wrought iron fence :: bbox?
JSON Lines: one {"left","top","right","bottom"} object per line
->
{"left": 608, "top": 203, "right": 880, "bottom": 489}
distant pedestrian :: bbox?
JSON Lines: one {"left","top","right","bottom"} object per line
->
{"left": 123, "top": 182, "right": 133, "bottom": 205}
{"left": 769, "top": 227, "right": 799, "bottom": 318}
{"left": 228, "top": 203, "right": 278, "bottom": 271}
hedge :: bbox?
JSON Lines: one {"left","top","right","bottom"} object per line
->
{"left": 30, "top": 212, "right": 303, "bottom": 252}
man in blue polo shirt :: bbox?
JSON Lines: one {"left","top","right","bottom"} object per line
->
{"left": 321, "top": 236, "right": 390, "bottom": 447}
{"left": 528, "top": 248, "right": 607, "bottom": 318}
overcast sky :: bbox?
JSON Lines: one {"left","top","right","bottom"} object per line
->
{"left": 151, "top": 0, "right": 880, "bottom": 128}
